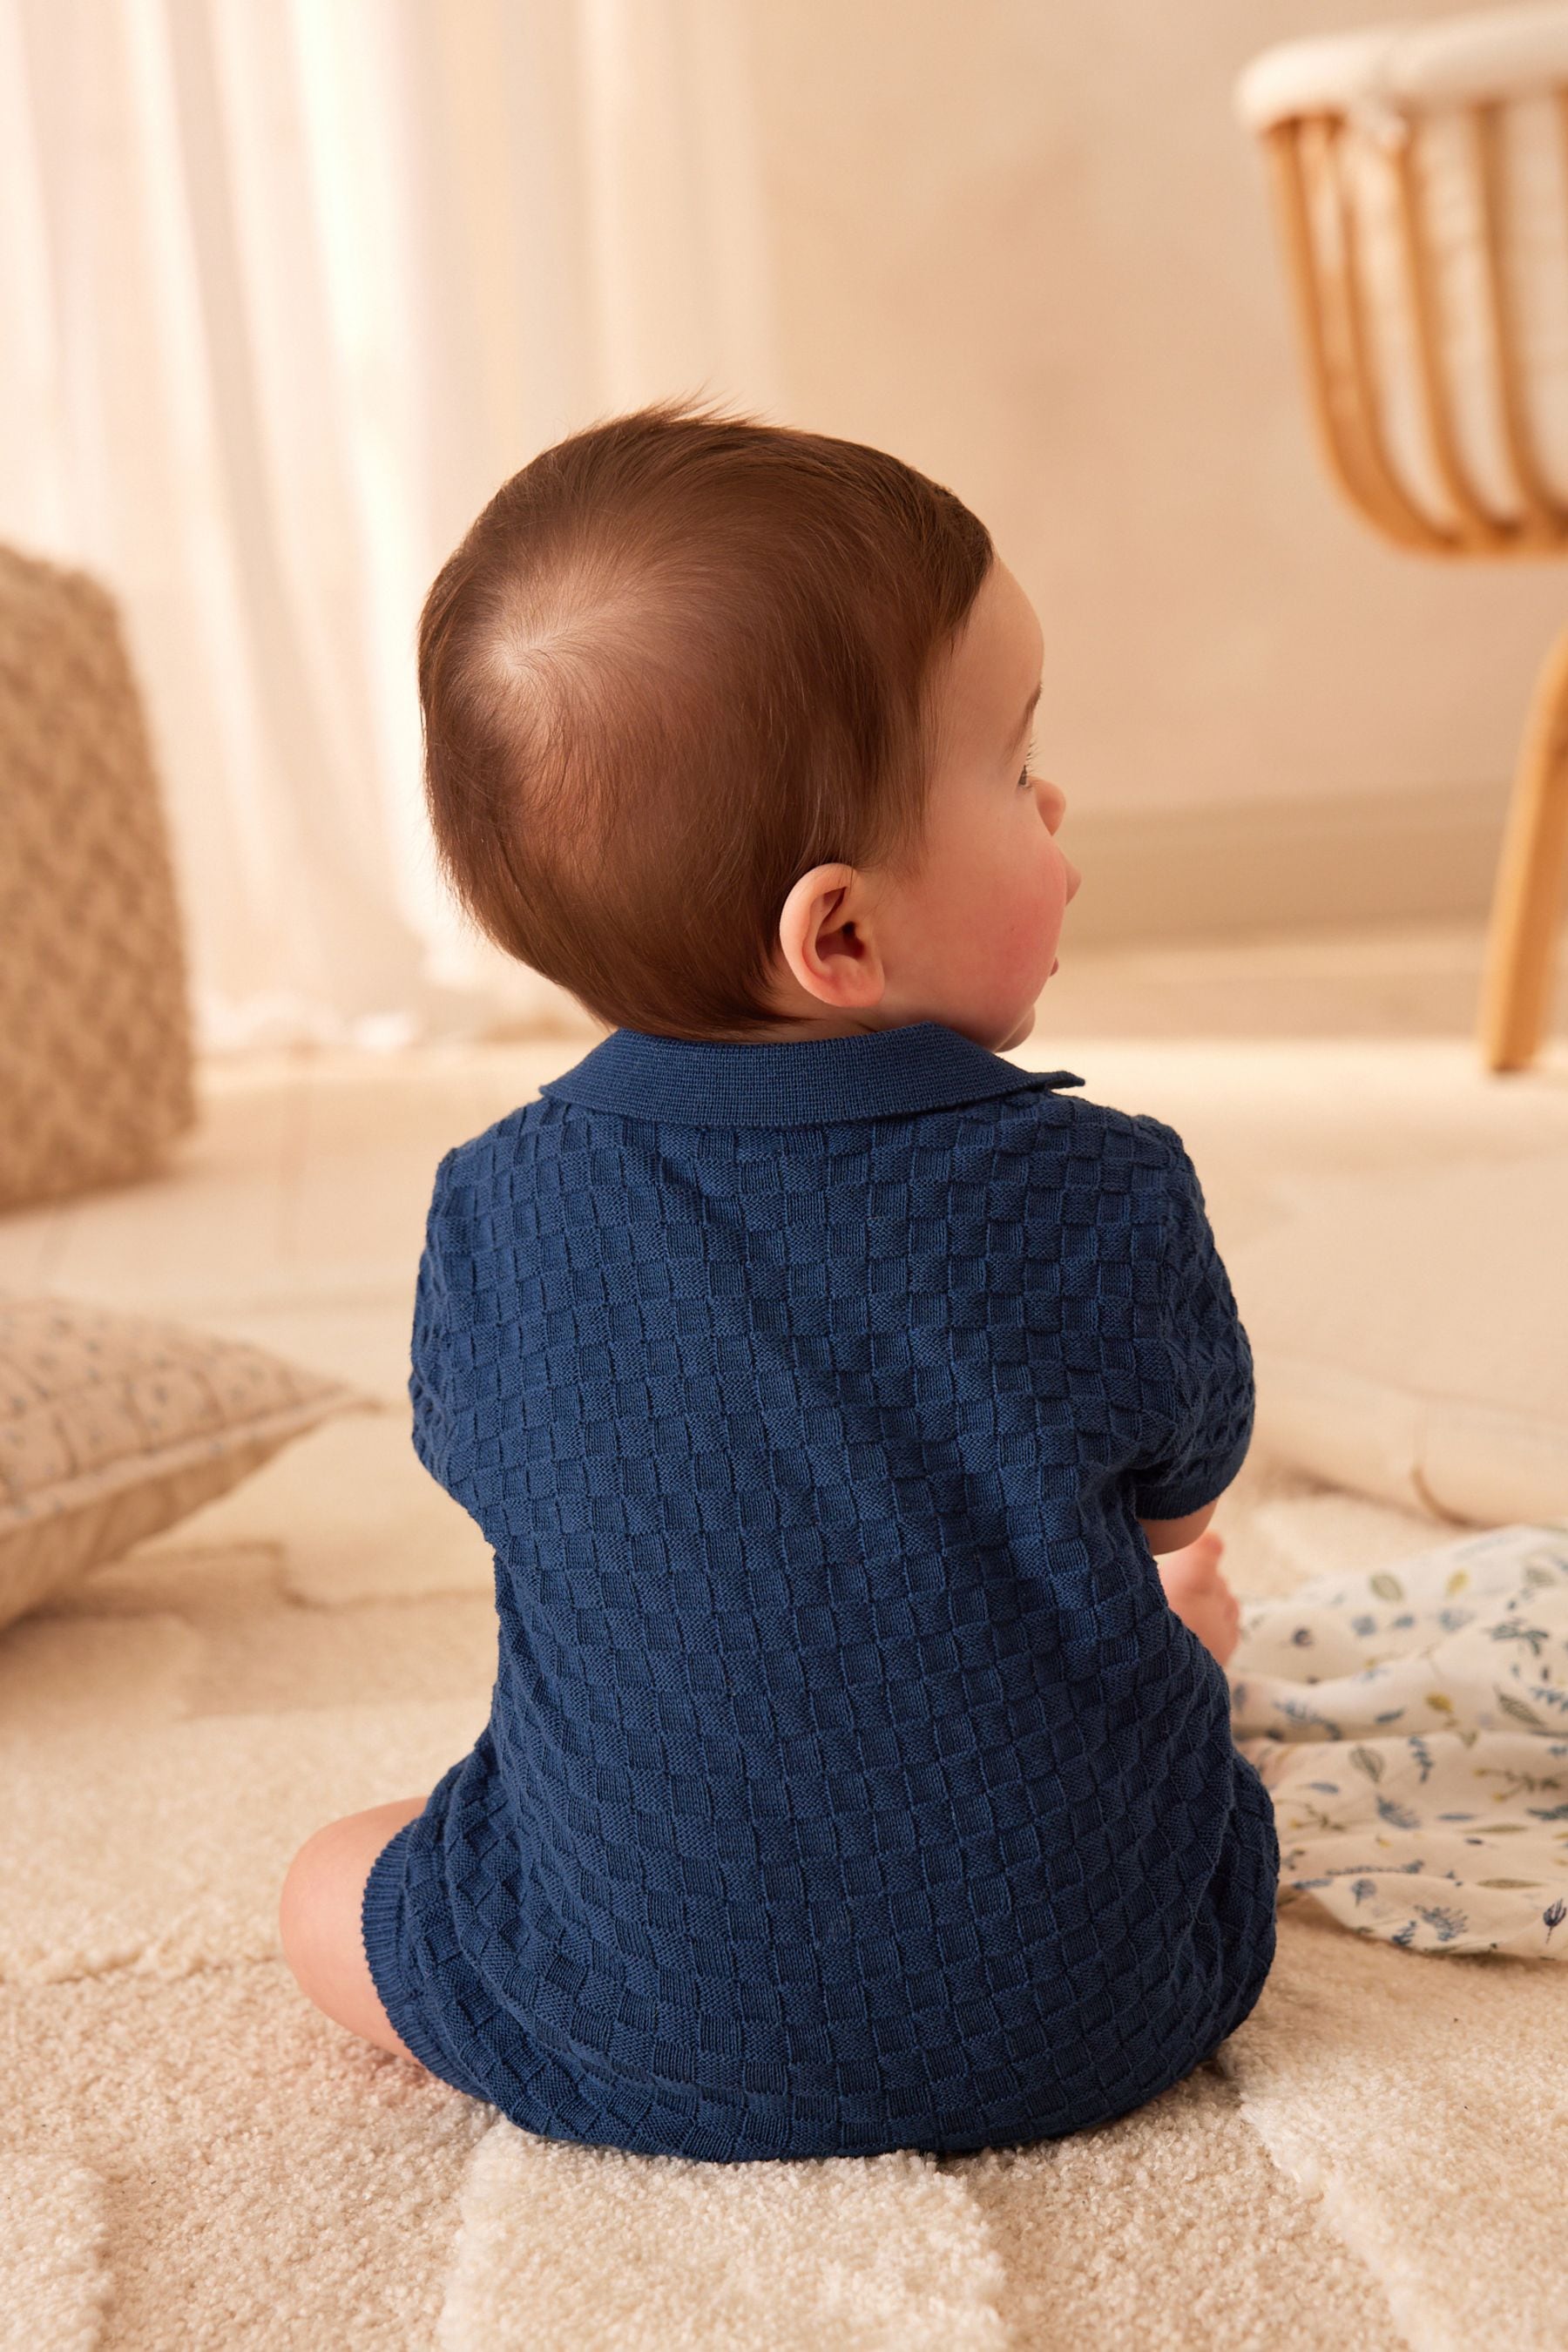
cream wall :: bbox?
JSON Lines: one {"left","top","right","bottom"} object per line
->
{"left": 744, "top": 0, "right": 1568, "bottom": 882}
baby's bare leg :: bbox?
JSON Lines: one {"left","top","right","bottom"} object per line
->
{"left": 279, "top": 1796, "right": 427, "bottom": 2062}
{"left": 1157, "top": 1531, "right": 1240, "bottom": 1667}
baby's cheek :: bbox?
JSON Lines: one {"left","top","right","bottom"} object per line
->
{"left": 981, "top": 875, "right": 1058, "bottom": 1005}
{"left": 1013, "top": 846, "right": 1068, "bottom": 961}
{"left": 953, "top": 834, "right": 1062, "bottom": 1001}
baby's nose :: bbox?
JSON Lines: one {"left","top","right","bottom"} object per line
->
{"left": 1036, "top": 777, "right": 1068, "bottom": 831}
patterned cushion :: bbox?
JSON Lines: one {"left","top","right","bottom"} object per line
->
{"left": 0, "top": 541, "right": 195, "bottom": 1211}
{"left": 0, "top": 1294, "right": 378, "bottom": 1635}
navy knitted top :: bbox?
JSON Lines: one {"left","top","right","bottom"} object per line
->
{"left": 362, "top": 1021, "right": 1279, "bottom": 2160}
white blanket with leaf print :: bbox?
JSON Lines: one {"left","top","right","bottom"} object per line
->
{"left": 1228, "top": 1520, "right": 1568, "bottom": 1957}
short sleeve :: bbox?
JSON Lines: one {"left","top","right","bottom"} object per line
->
{"left": 1129, "top": 1127, "right": 1254, "bottom": 1520}
{"left": 409, "top": 1147, "right": 457, "bottom": 1486}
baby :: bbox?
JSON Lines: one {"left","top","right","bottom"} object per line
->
{"left": 280, "top": 402, "right": 1279, "bottom": 2160}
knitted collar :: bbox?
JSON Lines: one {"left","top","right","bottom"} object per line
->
{"left": 539, "top": 1021, "right": 1084, "bottom": 1128}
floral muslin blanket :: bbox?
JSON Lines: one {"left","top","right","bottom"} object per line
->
{"left": 1229, "top": 1520, "right": 1568, "bottom": 1957}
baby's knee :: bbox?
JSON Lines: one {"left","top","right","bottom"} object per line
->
{"left": 278, "top": 1798, "right": 426, "bottom": 2058}
{"left": 279, "top": 1816, "right": 354, "bottom": 1984}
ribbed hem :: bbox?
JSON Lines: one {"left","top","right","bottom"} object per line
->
{"left": 362, "top": 1814, "right": 494, "bottom": 2102}
{"left": 1131, "top": 1429, "right": 1254, "bottom": 1524}
{"left": 362, "top": 1821, "right": 410, "bottom": 2004}
{"left": 362, "top": 1820, "right": 438, "bottom": 2075}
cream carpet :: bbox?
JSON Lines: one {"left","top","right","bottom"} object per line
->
{"left": 3, "top": 956, "right": 1566, "bottom": 2349}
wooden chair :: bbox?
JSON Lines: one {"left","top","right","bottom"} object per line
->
{"left": 1238, "top": 3, "right": 1568, "bottom": 1070}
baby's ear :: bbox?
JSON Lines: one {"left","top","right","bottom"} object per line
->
{"left": 775, "top": 864, "right": 886, "bottom": 1012}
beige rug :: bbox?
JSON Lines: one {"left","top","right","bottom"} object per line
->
{"left": 2, "top": 1015, "right": 1565, "bottom": 2349}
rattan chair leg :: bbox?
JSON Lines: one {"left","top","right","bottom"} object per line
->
{"left": 1479, "top": 617, "right": 1568, "bottom": 1070}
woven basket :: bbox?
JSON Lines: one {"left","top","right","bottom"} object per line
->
{"left": 0, "top": 542, "right": 196, "bottom": 1211}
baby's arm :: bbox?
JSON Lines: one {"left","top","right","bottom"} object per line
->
{"left": 1140, "top": 1500, "right": 1240, "bottom": 1668}
{"left": 1125, "top": 1122, "right": 1253, "bottom": 1670}
{"left": 1137, "top": 1500, "right": 1218, "bottom": 1555}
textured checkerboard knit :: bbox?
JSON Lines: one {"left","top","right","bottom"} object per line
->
{"left": 362, "top": 1022, "right": 1279, "bottom": 2160}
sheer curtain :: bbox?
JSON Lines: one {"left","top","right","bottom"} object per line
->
{"left": 0, "top": 0, "right": 781, "bottom": 1053}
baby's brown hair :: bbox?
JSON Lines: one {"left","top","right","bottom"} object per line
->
{"left": 417, "top": 399, "right": 994, "bottom": 1037}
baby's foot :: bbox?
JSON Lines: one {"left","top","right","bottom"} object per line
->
{"left": 1158, "top": 1531, "right": 1241, "bottom": 1668}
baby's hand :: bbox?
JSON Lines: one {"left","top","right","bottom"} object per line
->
{"left": 1157, "top": 1531, "right": 1240, "bottom": 1668}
